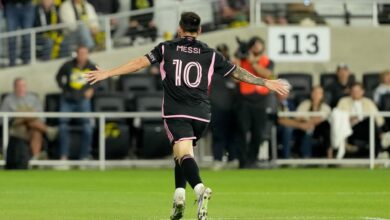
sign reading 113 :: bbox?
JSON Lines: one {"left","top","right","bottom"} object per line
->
{"left": 278, "top": 33, "right": 319, "bottom": 55}
{"left": 268, "top": 27, "right": 330, "bottom": 62}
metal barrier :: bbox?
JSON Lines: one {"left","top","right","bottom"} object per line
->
{"left": 1, "top": 111, "right": 390, "bottom": 170}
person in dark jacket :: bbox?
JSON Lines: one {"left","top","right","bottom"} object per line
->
{"left": 327, "top": 63, "right": 355, "bottom": 108}
{"left": 56, "top": 45, "right": 95, "bottom": 161}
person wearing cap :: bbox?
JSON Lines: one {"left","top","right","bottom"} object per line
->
{"left": 235, "top": 36, "right": 275, "bottom": 168}
{"left": 327, "top": 63, "right": 355, "bottom": 108}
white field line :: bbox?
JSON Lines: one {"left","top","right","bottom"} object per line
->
{"left": 149, "top": 216, "right": 384, "bottom": 220}
{"left": 364, "top": 217, "right": 390, "bottom": 220}
{"left": 2, "top": 190, "right": 390, "bottom": 196}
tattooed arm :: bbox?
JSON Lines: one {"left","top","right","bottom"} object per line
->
{"left": 231, "top": 66, "right": 290, "bottom": 95}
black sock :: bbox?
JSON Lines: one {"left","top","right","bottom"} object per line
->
{"left": 180, "top": 155, "right": 202, "bottom": 189}
{"left": 174, "top": 159, "right": 187, "bottom": 189}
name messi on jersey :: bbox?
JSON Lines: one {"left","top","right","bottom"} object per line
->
{"left": 176, "top": 46, "right": 201, "bottom": 54}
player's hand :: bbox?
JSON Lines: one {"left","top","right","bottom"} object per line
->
{"left": 84, "top": 66, "right": 109, "bottom": 85}
{"left": 264, "top": 79, "right": 291, "bottom": 96}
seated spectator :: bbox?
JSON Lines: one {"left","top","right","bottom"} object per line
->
{"left": 295, "top": 86, "right": 332, "bottom": 158}
{"left": 277, "top": 93, "right": 313, "bottom": 159}
{"left": 60, "top": 0, "right": 100, "bottom": 51}
{"left": 336, "top": 83, "right": 384, "bottom": 156}
{"left": 373, "top": 70, "right": 390, "bottom": 106}
{"left": 3, "top": 0, "right": 35, "bottom": 66}
{"left": 0, "top": 78, "right": 57, "bottom": 160}
{"left": 34, "top": 0, "right": 64, "bottom": 60}
{"left": 261, "top": 3, "right": 288, "bottom": 25}
{"left": 327, "top": 63, "right": 355, "bottom": 108}
{"left": 127, "top": 0, "right": 157, "bottom": 45}
{"left": 219, "top": 0, "right": 249, "bottom": 27}
{"left": 286, "top": 3, "right": 325, "bottom": 25}
{"left": 56, "top": 45, "right": 95, "bottom": 161}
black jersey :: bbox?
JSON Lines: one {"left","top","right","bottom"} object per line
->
{"left": 145, "top": 36, "right": 236, "bottom": 122}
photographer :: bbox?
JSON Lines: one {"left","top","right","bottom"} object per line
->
{"left": 235, "top": 36, "right": 275, "bottom": 168}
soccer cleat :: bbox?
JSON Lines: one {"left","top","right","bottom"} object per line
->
{"left": 170, "top": 197, "right": 185, "bottom": 220}
{"left": 197, "top": 187, "right": 212, "bottom": 220}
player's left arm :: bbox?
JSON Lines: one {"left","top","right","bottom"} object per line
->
{"left": 84, "top": 56, "right": 151, "bottom": 85}
{"left": 231, "top": 66, "right": 290, "bottom": 95}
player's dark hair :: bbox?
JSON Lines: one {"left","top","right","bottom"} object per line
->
{"left": 248, "top": 36, "right": 265, "bottom": 49}
{"left": 179, "top": 12, "right": 201, "bottom": 33}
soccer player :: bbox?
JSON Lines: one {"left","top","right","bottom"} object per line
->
{"left": 85, "top": 12, "right": 290, "bottom": 220}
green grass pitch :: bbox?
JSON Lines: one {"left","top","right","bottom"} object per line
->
{"left": 0, "top": 168, "right": 389, "bottom": 220}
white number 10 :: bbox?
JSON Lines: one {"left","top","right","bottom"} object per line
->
{"left": 173, "top": 59, "right": 202, "bottom": 88}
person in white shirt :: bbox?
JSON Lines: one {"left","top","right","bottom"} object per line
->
{"left": 60, "top": 0, "right": 100, "bottom": 50}
{"left": 373, "top": 70, "right": 390, "bottom": 106}
{"left": 337, "top": 83, "right": 384, "bottom": 156}
{"left": 296, "top": 86, "right": 332, "bottom": 158}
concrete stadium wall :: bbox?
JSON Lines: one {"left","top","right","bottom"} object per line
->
{"left": 1, "top": 25, "right": 390, "bottom": 100}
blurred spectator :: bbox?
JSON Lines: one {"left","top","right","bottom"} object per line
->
{"left": 34, "top": 0, "right": 64, "bottom": 60}
{"left": 0, "top": 78, "right": 57, "bottom": 160}
{"left": 56, "top": 45, "right": 95, "bottom": 161}
{"left": 336, "top": 83, "right": 384, "bottom": 156}
{"left": 277, "top": 93, "right": 313, "bottom": 159}
{"left": 128, "top": 0, "right": 157, "bottom": 45}
{"left": 295, "top": 86, "right": 332, "bottom": 158}
{"left": 3, "top": 0, "right": 35, "bottom": 66}
{"left": 373, "top": 70, "right": 390, "bottom": 105}
{"left": 219, "top": 0, "right": 249, "bottom": 27}
{"left": 261, "top": 3, "right": 288, "bottom": 25}
{"left": 89, "top": 0, "right": 119, "bottom": 15}
{"left": 88, "top": 0, "right": 120, "bottom": 35}
{"left": 286, "top": 3, "right": 325, "bottom": 25}
{"left": 236, "top": 36, "right": 274, "bottom": 168}
{"left": 60, "top": 0, "right": 100, "bottom": 51}
{"left": 327, "top": 63, "right": 355, "bottom": 108}
{"left": 210, "top": 44, "right": 239, "bottom": 170}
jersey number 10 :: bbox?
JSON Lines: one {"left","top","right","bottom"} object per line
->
{"left": 173, "top": 59, "right": 202, "bottom": 88}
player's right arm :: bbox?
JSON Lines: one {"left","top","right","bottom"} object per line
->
{"left": 231, "top": 66, "right": 290, "bottom": 96}
{"left": 84, "top": 56, "right": 151, "bottom": 85}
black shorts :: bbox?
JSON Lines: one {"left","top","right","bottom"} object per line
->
{"left": 163, "top": 118, "right": 209, "bottom": 146}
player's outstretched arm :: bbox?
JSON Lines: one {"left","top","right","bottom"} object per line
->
{"left": 231, "top": 66, "right": 290, "bottom": 95}
{"left": 84, "top": 56, "right": 151, "bottom": 85}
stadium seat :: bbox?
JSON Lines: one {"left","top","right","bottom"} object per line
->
{"left": 117, "top": 73, "right": 157, "bottom": 93}
{"left": 93, "top": 77, "right": 112, "bottom": 93}
{"left": 278, "top": 73, "right": 312, "bottom": 106}
{"left": 44, "top": 93, "right": 61, "bottom": 126}
{"left": 93, "top": 92, "right": 126, "bottom": 123}
{"left": 134, "top": 92, "right": 170, "bottom": 158}
{"left": 362, "top": 72, "right": 380, "bottom": 99}
{"left": 379, "top": 93, "right": 390, "bottom": 111}
{"left": 92, "top": 123, "right": 131, "bottom": 159}
{"left": 138, "top": 123, "right": 172, "bottom": 158}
